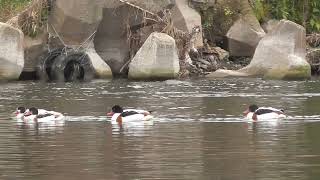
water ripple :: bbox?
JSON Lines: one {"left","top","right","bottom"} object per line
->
{"left": 0, "top": 78, "right": 320, "bottom": 179}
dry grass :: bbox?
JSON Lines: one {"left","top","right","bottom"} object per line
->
{"left": 307, "top": 48, "right": 320, "bottom": 75}
{"left": 5, "top": 0, "right": 48, "bottom": 37}
{"left": 307, "top": 33, "right": 320, "bottom": 48}
{"left": 0, "top": 0, "right": 32, "bottom": 22}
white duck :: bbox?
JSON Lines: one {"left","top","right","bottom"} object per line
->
{"left": 22, "top": 107, "right": 64, "bottom": 123}
{"left": 243, "top": 104, "right": 286, "bottom": 121}
{"left": 15, "top": 107, "right": 52, "bottom": 118}
{"left": 107, "top": 105, "right": 153, "bottom": 124}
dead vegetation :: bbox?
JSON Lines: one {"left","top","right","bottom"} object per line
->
{"left": 0, "top": 0, "right": 32, "bottom": 22}
{"left": 307, "top": 48, "right": 320, "bottom": 75}
{"left": 118, "top": 0, "right": 201, "bottom": 77}
{"left": 307, "top": 33, "right": 320, "bottom": 48}
{"left": 6, "top": 0, "right": 48, "bottom": 37}
{"left": 306, "top": 33, "right": 320, "bottom": 75}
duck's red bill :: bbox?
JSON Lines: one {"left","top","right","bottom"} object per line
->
{"left": 107, "top": 112, "right": 114, "bottom": 116}
{"left": 243, "top": 109, "right": 249, "bottom": 116}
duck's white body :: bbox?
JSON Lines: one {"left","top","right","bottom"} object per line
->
{"left": 23, "top": 113, "right": 64, "bottom": 123}
{"left": 245, "top": 112, "right": 286, "bottom": 121}
{"left": 111, "top": 109, "right": 153, "bottom": 124}
{"left": 16, "top": 108, "right": 48, "bottom": 118}
{"left": 111, "top": 113, "right": 153, "bottom": 122}
{"left": 16, "top": 113, "right": 25, "bottom": 119}
{"left": 17, "top": 109, "right": 64, "bottom": 123}
{"left": 245, "top": 107, "right": 286, "bottom": 121}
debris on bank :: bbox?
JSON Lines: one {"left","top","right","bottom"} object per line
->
{"left": 123, "top": 2, "right": 247, "bottom": 78}
{"left": 306, "top": 33, "right": 320, "bottom": 75}
{"left": 188, "top": 42, "right": 250, "bottom": 76}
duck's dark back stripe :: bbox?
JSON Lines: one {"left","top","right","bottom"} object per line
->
{"left": 121, "top": 111, "right": 139, "bottom": 117}
{"left": 255, "top": 109, "right": 275, "bottom": 115}
{"left": 36, "top": 113, "right": 53, "bottom": 118}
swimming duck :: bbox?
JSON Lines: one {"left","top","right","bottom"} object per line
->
{"left": 15, "top": 106, "right": 26, "bottom": 119}
{"left": 243, "top": 104, "right": 286, "bottom": 121}
{"left": 107, "top": 105, "right": 153, "bottom": 124}
{"left": 23, "top": 107, "right": 64, "bottom": 123}
{"left": 15, "top": 107, "right": 52, "bottom": 118}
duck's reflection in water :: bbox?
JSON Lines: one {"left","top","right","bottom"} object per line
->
{"left": 112, "top": 120, "right": 155, "bottom": 137}
{"left": 16, "top": 119, "right": 65, "bottom": 135}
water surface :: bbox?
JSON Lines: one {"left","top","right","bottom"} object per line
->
{"left": 0, "top": 78, "right": 320, "bottom": 179}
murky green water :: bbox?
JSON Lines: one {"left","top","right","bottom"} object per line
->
{"left": 0, "top": 78, "right": 320, "bottom": 179}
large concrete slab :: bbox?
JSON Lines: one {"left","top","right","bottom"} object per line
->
{"left": 0, "top": 22, "right": 24, "bottom": 80}
{"left": 128, "top": 32, "right": 180, "bottom": 80}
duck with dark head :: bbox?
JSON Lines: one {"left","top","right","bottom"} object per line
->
{"left": 17, "top": 107, "right": 64, "bottom": 123}
{"left": 14, "top": 106, "right": 26, "bottom": 119}
{"left": 243, "top": 104, "right": 285, "bottom": 121}
{"left": 107, "top": 105, "right": 153, "bottom": 124}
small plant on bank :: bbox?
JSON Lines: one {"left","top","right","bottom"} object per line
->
{"left": 252, "top": 0, "right": 320, "bottom": 33}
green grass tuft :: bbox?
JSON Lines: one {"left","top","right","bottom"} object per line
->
{"left": 0, "top": 0, "right": 32, "bottom": 22}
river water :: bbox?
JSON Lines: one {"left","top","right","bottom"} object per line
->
{"left": 0, "top": 78, "right": 320, "bottom": 179}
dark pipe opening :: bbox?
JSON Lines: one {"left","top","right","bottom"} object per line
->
{"left": 19, "top": 71, "right": 38, "bottom": 80}
{"left": 37, "top": 48, "right": 94, "bottom": 82}
{"left": 45, "top": 51, "right": 61, "bottom": 80}
{"left": 64, "top": 60, "right": 85, "bottom": 81}
{"left": 37, "top": 48, "right": 65, "bottom": 81}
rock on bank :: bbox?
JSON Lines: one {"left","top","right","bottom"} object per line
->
{"left": 0, "top": 22, "right": 24, "bottom": 81}
{"left": 207, "top": 20, "right": 311, "bottom": 80}
{"left": 128, "top": 32, "right": 180, "bottom": 80}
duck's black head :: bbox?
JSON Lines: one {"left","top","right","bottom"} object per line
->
{"left": 112, "top": 105, "right": 123, "bottom": 113}
{"left": 248, "top": 104, "right": 259, "bottom": 112}
{"left": 28, "top": 107, "right": 38, "bottom": 115}
{"left": 17, "top": 106, "right": 26, "bottom": 113}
